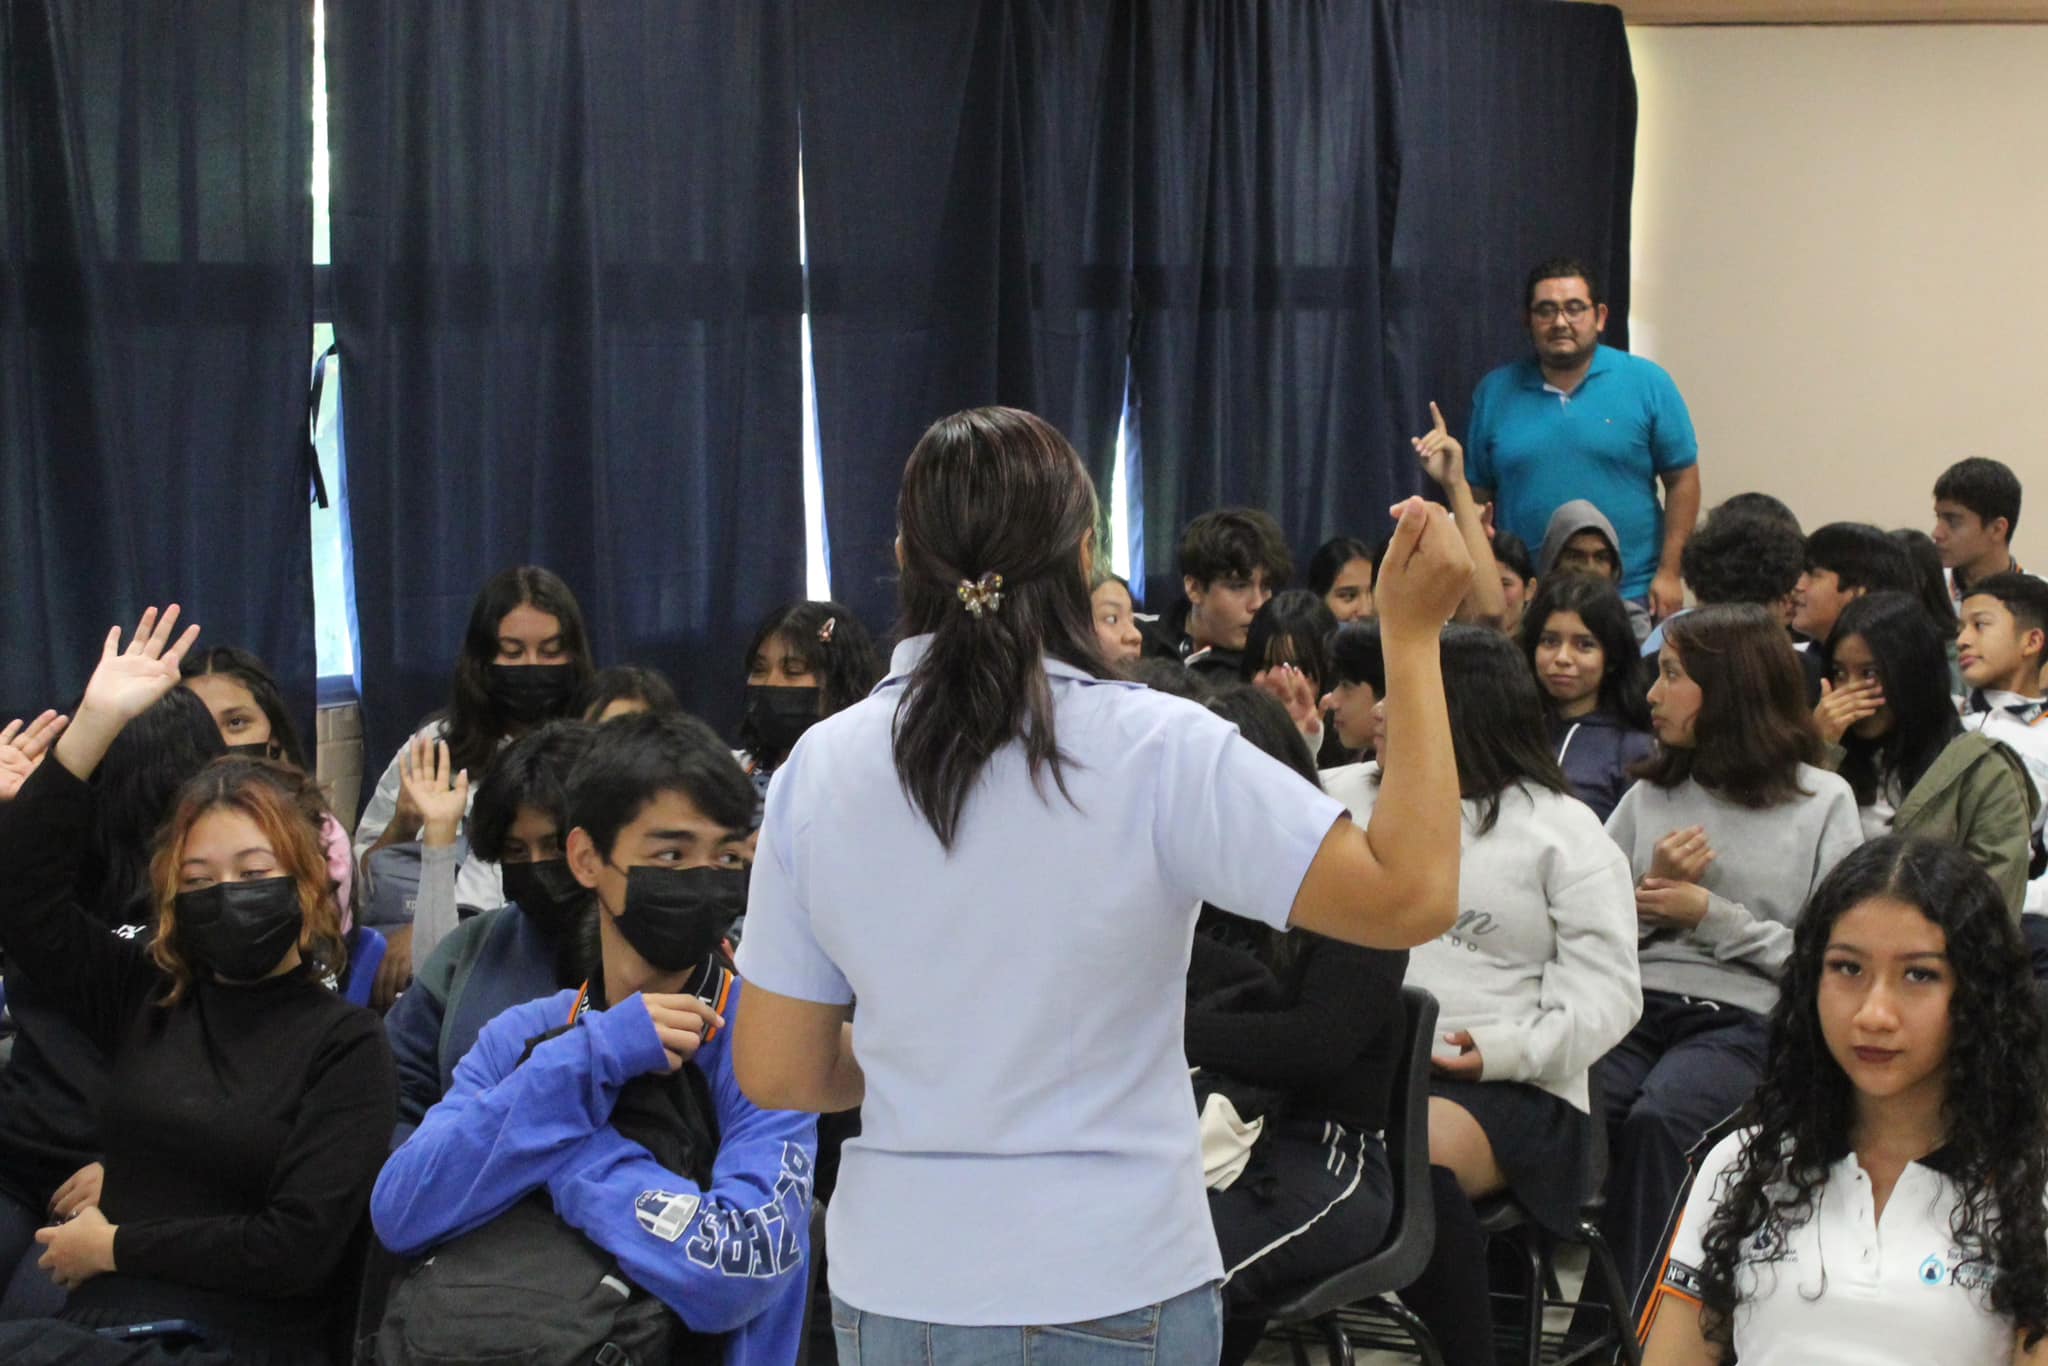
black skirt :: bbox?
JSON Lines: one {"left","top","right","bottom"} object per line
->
{"left": 1429, "top": 1077, "right": 1594, "bottom": 1236}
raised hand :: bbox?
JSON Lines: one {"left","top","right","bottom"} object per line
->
{"left": 55, "top": 606, "right": 201, "bottom": 781}
{"left": 1252, "top": 664, "right": 1325, "bottom": 747}
{"left": 1375, "top": 496, "right": 1474, "bottom": 640}
{"left": 1814, "top": 677, "right": 1885, "bottom": 746}
{"left": 1411, "top": 401, "right": 1466, "bottom": 490}
{"left": 398, "top": 735, "right": 469, "bottom": 850}
{"left": 0, "top": 711, "right": 69, "bottom": 802}
{"left": 1649, "top": 825, "right": 1716, "bottom": 884}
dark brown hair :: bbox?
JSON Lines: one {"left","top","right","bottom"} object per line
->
{"left": 1633, "top": 603, "right": 1820, "bottom": 808}
{"left": 891, "top": 407, "right": 1111, "bottom": 848}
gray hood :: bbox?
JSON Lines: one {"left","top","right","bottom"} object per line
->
{"left": 1538, "top": 499, "right": 1624, "bottom": 579}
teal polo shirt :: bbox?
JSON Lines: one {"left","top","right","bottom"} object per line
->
{"left": 1464, "top": 345, "right": 1698, "bottom": 598}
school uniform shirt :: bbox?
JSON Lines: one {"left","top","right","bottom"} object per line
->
{"left": 1326, "top": 767, "right": 1640, "bottom": 1111}
{"left": 1646, "top": 1129, "right": 2016, "bottom": 1365}
{"left": 374, "top": 980, "right": 816, "bottom": 1366}
{"left": 735, "top": 636, "right": 1347, "bottom": 1326}
{"left": 1604, "top": 767, "right": 1863, "bottom": 1015}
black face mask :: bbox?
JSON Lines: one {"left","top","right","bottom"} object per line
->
{"left": 223, "top": 741, "right": 278, "bottom": 761}
{"left": 743, "top": 684, "right": 821, "bottom": 759}
{"left": 501, "top": 858, "right": 589, "bottom": 938}
{"left": 610, "top": 865, "right": 747, "bottom": 974}
{"left": 487, "top": 663, "right": 579, "bottom": 725}
{"left": 173, "top": 877, "right": 305, "bottom": 983}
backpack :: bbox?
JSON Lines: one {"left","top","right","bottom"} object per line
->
{"left": 374, "top": 971, "right": 731, "bottom": 1366}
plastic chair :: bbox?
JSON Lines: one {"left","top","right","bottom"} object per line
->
{"left": 1260, "top": 986, "right": 1445, "bottom": 1366}
{"left": 342, "top": 925, "right": 388, "bottom": 1008}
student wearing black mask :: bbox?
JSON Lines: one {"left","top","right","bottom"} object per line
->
{"left": 353, "top": 566, "right": 595, "bottom": 1007}
{"left": 736, "top": 601, "right": 882, "bottom": 796}
{"left": 0, "top": 606, "right": 394, "bottom": 1365}
{"left": 373, "top": 711, "right": 813, "bottom": 1365}
{"left": 383, "top": 720, "right": 598, "bottom": 1144}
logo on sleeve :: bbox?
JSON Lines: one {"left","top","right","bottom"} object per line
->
{"left": 634, "top": 1190, "right": 701, "bottom": 1243}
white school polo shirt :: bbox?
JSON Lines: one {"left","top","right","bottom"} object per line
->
{"left": 735, "top": 636, "right": 1346, "bottom": 1326}
{"left": 1648, "top": 1129, "right": 2015, "bottom": 1365}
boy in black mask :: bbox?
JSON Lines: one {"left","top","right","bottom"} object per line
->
{"left": 373, "top": 712, "right": 817, "bottom": 1364}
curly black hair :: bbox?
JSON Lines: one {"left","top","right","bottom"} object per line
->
{"left": 1695, "top": 837, "right": 2048, "bottom": 1356}
{"left": 1681, "top": 506, "right": 1805, "bottom": 609}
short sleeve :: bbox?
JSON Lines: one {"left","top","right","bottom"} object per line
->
{"left": 1659, "top": 1129, "right": 1746, "bottom": 1303}
{"left": 1646, "top": 363, "right": 1699, "bottom": 474}
{"left": 733, "top": 761, "right": 854, "bottom": 1006}
{"left": 1464, "top": 374, "right": 1498, "bottom": 492}
{"left": 1153, "top": 709, "right": 1346, "bottom": 932}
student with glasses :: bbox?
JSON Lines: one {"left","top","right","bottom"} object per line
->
{"left": 1463, "top": 257, "right": 1703, "bottom": 624}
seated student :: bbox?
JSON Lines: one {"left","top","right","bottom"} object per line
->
{"left": 1643, "top": 500, "right": 1808, "bottom": 655}
{"left": 355, "top": 567, "right": 597, "bottom": 1006}
{"left": 1139, "top": 507, "right": 1293, "bottom": 679}
{"left": 737, "top": 600, "right": 882, "bottom": 797}
{"left": 0, "top": 606, "right": 394, "bottom": 1365}
{"left": 1493, "top": 532, "right": 1537, "bottom": 636}
{"left": 1815, "top": 591, "right": 2036, "bottom": 914}
{"left": 0, "top": 691, "right": 223, "bottom": 1324}
{"left": 1308, "top": 535, "right": 1378, "bottom": 623}
{"left": 181, "top": 646, "right": 354, "bottom": 931}
{"left": 1181, "top": 687, "right": 1405, "bottom": 1366}
{"left": 1538, "top": 500, "right": 1653, "bottom": 642}
{"left": 1957, "top": 573, "right": 2048, "bottom": 922}
{"left": 1523, "top": 574, "right": 1656, "bottom": 824}
{"left": 579, "top": 664, "right": 681, "bottom": 723}
{"left": 1318, "top": 620, "right": 1384, "bottom": 765}
{"left": 1934, "top": 455, "right": 2029, "bottom": 609}
{"left": 1791, "top": 523, "right": 1919, "bottom": 701}
{"left": 371, "top": 711, "right": 812, "bottom": 1366}
{"left": 383, "top": 720, "right": 598, "bottom": 1142}
{"left": 1592, "top": 604, "right": 1863, "bottom": 1307}
{"left": 1893, "top": 528, "right": 1960, "bottom": 631}
{"left": 1640, "top": 838, "right": 2048, "bottom": 1366}
{"left": 1326, "top": 628, "right": 1640, "bottom": 1366}
{"left": 1089, "top": 572, "right": 1145, "bottom": 666}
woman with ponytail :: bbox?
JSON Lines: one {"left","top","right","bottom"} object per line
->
{"left": 730, "top": 406, "right": 1475, "bottom": 1363}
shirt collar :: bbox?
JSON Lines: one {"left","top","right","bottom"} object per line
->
{"left": 881, "top": 634, "right": 1128, "bottom": 690}
{"left": 1523, "top": 343, "right": 1615, "bottom": 393}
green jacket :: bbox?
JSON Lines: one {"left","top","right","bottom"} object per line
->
{"left": 1851, "top": 732, "right": 2040, "bottom": 921}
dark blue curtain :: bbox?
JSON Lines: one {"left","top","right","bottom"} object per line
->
{"left": 0, "top": 0, "right": 315, "bottom": 732}
{"left": 799, "top": 0, "right": 1137, "bottom": 630}
{"left": 328, "top": 0, "right": 806, "bottom": 776}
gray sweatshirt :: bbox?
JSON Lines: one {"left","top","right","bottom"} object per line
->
{"left": 1324, "top": 766, "right": 1641, "bottom": 1112}
{"left": 1603, "top": 765, "right": 1863, "bottom": 1014}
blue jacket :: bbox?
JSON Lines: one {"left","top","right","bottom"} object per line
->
{"left": 1549, "top": 708, "right": 1655, "bottom": 826}
{"left": 372, "top": 981, "right": 817, "bottom": 1366}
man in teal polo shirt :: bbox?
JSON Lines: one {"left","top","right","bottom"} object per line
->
{"left": 1462, "top": 258, "right": 1702, "bottom": 619}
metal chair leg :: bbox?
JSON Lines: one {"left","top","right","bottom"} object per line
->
{"left": 1580, "top": 1221, "right": 1644, "bottom": 1366}
{"left": 1319, "top": 1313, "right": 1356, "bottom": 1366}
{"left": 1374, "top": 1298, "right": 1448, "bottom": 1366}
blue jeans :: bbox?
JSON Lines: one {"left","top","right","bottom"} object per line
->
{"left": 831, "top": 1283, "right": 1223, "bottom": 1365}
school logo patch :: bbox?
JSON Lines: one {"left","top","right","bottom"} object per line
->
{"left": 634, "top": 1190, "right": 701, "bottom": 1243}
{"left": 1919, "top": 1255, "right": 1948, "bottom": 1286}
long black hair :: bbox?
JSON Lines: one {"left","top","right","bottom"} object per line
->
{"left": 737, "top": 600, "right": 884, "bottom": 762}
{"left": 82, "top": 688, "right": 225, "bottom": 925}
{"left": 1891, "top": 527, "right": 1959, "bottom": 630}
{"left": 442, "top": 567, "right": 596, "bottom": 775}
{"left": 178, "top": 645, "right": 310, "bottom": 769}
{"left": 578, "top": 666, "right": 680, "bottom": 721}
{"left": 1634, "top": 604, "right": 1821, "bottom": 809}
{"left": 1823, "top": 591, "right": 1959, "bottom": 808}
{"left": 1519, "top": 574, "right": 1651, "bottom": 730}
{"left": 891, "top": 407, "right": 1112, "bottom": 848}
{"left": 1435, "top": 625, "right": 1574, "bottom": 834}
{"left": 1241, "top": 589, "right": 1338, "bottom": 692}
{"left": 1308, "top": 537, "right": 1376, "bottom": 598}
{"left": 1199, "top": 685, "right": 1319, "bottom": 976}
{"left": 1696, "top": 837, "right": 2048, "bottom": 1354}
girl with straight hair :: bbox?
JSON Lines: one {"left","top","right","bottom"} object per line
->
{"left": 1522, "top": 574, "right": 1655, "bottom": 823}
{"left": 731, "top": 406, "right": 1473, "bottom": 1364}
{"left": 1593, "top": 604, "right": 1864, "bottom": 1308}
{"left": 1641, "top": 837, "right": 2048, "bottom": 1365}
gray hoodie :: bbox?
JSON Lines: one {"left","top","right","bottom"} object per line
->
{"left": 1538, "top": 500, "right": 1653, "bottom": 642}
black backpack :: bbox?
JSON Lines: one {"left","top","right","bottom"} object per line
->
{"left": 374, "top": 973, "right": 730, "bottom": 1366}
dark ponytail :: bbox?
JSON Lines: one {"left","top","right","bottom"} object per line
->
{"left": 891, "top": 407, "right": 1112, "bottom": 848}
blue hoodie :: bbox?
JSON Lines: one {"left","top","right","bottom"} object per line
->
{"left": 372, "top": 980, "right": 817, "bottom": 1366}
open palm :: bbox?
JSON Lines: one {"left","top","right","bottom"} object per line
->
{"left": 79, "top": 606, "right": 201, "bottom": 726}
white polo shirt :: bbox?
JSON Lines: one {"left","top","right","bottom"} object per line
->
{"left": 736, "top": 636, "right": 1346, "bottom": 1326}
{"left": 1647, "top": 1129, "right": 2015, "bottom": 1365}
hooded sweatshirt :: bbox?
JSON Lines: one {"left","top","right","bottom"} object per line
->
{"left": 1547, "top": 709, "right": 1656, "bottom": 825}
{"left": 1539, "top": 500, "right": 1654, "bottom": 642}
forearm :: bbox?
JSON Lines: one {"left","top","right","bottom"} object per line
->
{"left": 51, "top": 705, "right": 125, "bottom": 782}
{"left": 1364, "top": 626, "right": 1461, "bottom": 922}
{"left": 1658, "top": 468, "right": 1703, "bottom": 575}
{"left": 1445, "top": 480, "right": 1506, "bottom": 627}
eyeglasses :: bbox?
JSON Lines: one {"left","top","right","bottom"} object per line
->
{"left": 1530, "top": 300, "right": 1595, "bottom": 322}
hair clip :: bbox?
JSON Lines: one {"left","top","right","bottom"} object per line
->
{"left": 956, "top": 572, "right": 1006, "bottom": 620}
{"left": 818, "top": 617, "right": 837, "bottom": 644}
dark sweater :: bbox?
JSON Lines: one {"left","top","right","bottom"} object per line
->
{"left": 1184, "top": 931, "right": 1408, "bottom": 1134}
{"left": 1547, "top": 708, "right": 1655, "bottom": 825}
{"left": 0, "top": 759, "right": 395, "bottom": 1355}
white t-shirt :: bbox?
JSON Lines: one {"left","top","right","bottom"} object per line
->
{"left": 736, "top": 636, "right": 1346, "bottom": 1326}
{"left": 1649, "top": 1129, "right": 2016, "bottom": 1365}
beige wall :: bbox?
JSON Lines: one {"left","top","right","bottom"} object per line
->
{"left": 1628, "top": 25, "right": 2048, "bottom": 551}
